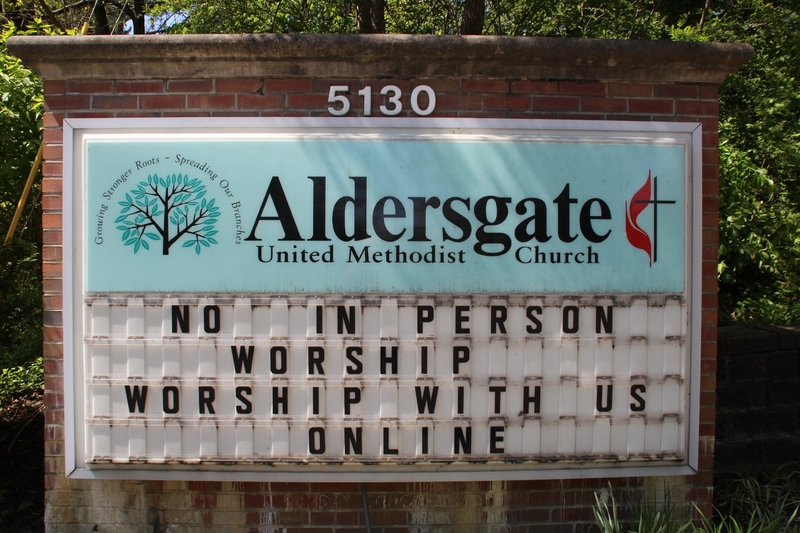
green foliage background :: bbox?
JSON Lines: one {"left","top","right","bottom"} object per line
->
{"left": 709, "top": 1, "right": 800, "bottom": 323}
{"left": 0, "top": 1, "right": 799, "bottom": 394}
{"left": 0, "top": 23, "right": 42, "bottom": 381}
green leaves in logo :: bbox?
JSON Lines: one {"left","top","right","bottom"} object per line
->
{"left": 115, "top": 173, "right": 221, "bottom": 256}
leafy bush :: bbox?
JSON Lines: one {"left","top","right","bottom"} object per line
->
{"left": 718, "top": 139, "right": 800, "bottom": 323}
{"left": 0, "top": 24, "right": 43, "bottom": 372}
{"left": 0, "top": 357, "right": 42, "bottom": 404}
{"left": 705, "top": 1, "right": 800, "bottom": 323}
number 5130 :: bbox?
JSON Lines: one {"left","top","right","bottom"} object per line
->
{"left": 327, "top": 85, "right": 437, "bottom": 116}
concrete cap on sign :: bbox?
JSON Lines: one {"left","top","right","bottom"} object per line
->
{"left": 8, "top": 33, "right": 752, "bottom": 84}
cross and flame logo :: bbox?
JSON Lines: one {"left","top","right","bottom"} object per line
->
{"left": 625, "top": 170, "right": 676, "bottom": 266}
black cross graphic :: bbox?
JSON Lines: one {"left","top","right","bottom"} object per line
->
{"left": 635, "top": 176, "right": 676, "bottom": 263}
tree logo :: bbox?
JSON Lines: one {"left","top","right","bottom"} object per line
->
{"left": 115, "top": 173, "right": 220, "bottom": 255}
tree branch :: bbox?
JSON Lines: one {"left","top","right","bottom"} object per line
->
{"left": 168, "top": 207, "right": 210, "bottom": 247}
{"left": 51, "top": 0, "right": 97, "bottom": 16}
{"left": 94, "top": 1, "right": 112, "bottom": 35}
{"left": 127, "top": 202, "right": 165, "bottom": 238}
{"left": 459, "top": 0, "right": 485, "bottom": 35}
{"left": 699, "top": 0, "right": 711, "bottom": 30}
{"left": 35, "top": 0, "right": 67, "bottom": 32}
{"left": 146, "top": 183, "right": 166, "bottom": 205}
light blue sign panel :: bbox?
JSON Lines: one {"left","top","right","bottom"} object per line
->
{"left": 84, "top": 128, "right": 688, "bottom": 294}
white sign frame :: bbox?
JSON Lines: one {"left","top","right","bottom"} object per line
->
{"left": 63, "top": 117, "right": 703, "bottom": 481}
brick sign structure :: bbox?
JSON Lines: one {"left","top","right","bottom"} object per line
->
{"left": 10, "top": 34, "right": 751, "bottom": 531}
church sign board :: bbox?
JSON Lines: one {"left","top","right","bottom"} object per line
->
{"left": 64, "top": 117, "right": 702, "bottom": 481}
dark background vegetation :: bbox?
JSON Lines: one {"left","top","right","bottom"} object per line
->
{"left": 0, "top": 0, "right": 798, "bottom": 531}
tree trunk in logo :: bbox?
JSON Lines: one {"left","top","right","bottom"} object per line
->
{"left": 163, "top": 205, "right": 171, "bottom": 255}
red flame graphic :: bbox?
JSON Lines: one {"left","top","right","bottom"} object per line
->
{"left": 626, "top": 171, "right": 652, "bottom": 266}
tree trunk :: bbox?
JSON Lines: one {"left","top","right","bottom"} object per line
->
{"left": 371, "top": 0, "right": 385, "bottom": 33}
{"left": 699, "top": 0, "right": 712, "bottom": 30}
{"left": 132, "top": 0, "right": 146, "bottom": 34}
{"left": 94, "top": 2, "right": 111, "bottom": 34}
{"left": 163, "top": 208, "right": 171, "bottom": 255}
{"left": 460, "top": 0, "right": 485, "bottom": 35}
{"left": 356, "top": 0, "right": 384, "bottom": 33}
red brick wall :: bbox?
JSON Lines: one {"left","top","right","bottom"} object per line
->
{"left": 41, "top": 77, "right": 719, "bottom": 531}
